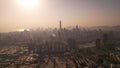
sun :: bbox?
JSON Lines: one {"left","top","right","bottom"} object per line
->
{"left": 17, "top": 0, "right": 38, "bottom": 8}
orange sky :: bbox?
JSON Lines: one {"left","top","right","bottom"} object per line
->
{"left": 0, "top": 0, "right": 120, "bottom": 32}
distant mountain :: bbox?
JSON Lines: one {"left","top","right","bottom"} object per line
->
{"left": 86, "top": 25, "right": 120, "bottom": 31}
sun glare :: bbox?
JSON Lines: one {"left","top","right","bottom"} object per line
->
{"left": 17, "top": 29, "right": 30, "bottom": 32}
{"left": 17, "top": 0, "right": 38, "bottom": 8}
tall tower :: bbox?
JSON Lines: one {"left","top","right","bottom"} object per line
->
{"left": 60, "top": 20, "right": 62, "bottom": 30}
{"left": 58, "top": 20, "right": 62, "bottom": 52}
{"left": 59, "top": 20, "right": 62, "bottom": 38}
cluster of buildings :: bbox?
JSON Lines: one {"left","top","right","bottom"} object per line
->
{"left": 0, "top": 21, "right": 120, "bottom": 54}
{"left": 0, "top": 21, "right": 120, "bottom": 68}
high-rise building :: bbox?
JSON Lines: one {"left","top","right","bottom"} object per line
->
{"left": 60, "top": 20, "right": 62, "bottom": 30}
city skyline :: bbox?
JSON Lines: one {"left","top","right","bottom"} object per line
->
{"left": 0, "top": 0, "right": 120, "bottom": 32}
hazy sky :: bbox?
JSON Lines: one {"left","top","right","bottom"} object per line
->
{"left": 0, "top": 0, "right": 120, "bottom": 32}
